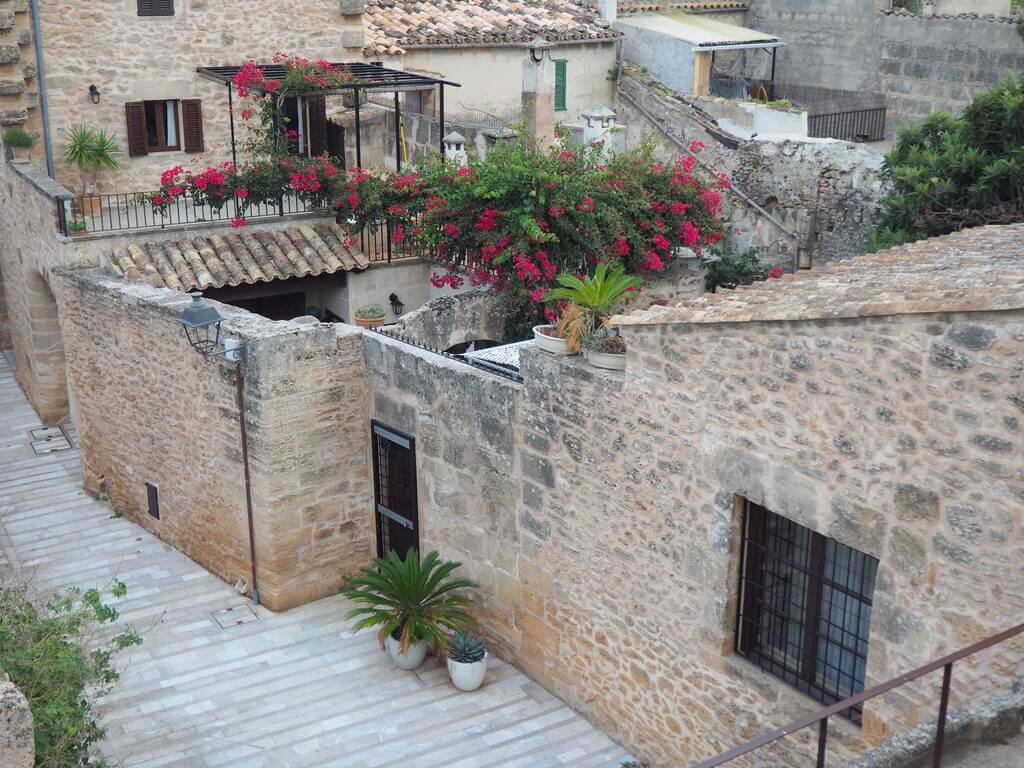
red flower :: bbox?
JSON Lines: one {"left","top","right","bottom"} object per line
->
{"left": 642, "top": 250, "right": 664, "bottom": 272}
{"left": 577, "top": 196, "right": 595, "bottom": 213}
{"left": 392, "top": 225, "right": 405, "bottom": 244}
{"left": 670, "top": 201, "right": 690, "bottom": 215}
{"left": 615, "top": 237, "right": 630, "bottom": 257}
{"left": 652, "top": 233, "right": 671, "bottom": 251}
{"left": 231, "top": 216, "right": 246, "bottom": 228}
{"left": 680, "top": 221, "right": 700, "bottom": 247}
{"left": 346, "top": 192, "right": 360, "bottom": 208}
{"left": 689, "top": 140, "right": 705, "bottom": 153}
{"left": 442, "top": 223, "right": 461, "bottom": 237}
{"left": 152, "top": 194, "right": 164, "bottom": 206}
{"left": 557, "top": 149, "right": 575, "bottom": 161}
{"left": 529, "top": 288, "right": 546, "bottom": 304}
{"left": 768, "top": 267, "right": 785, "bottom": 279}
{"left": 234, "top": 188, "right": 249, "bottom": 199}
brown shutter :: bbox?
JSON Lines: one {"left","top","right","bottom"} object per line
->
{"left": 307, "top": 95, "right": 328, "bottom": 157}
{"left": 138, "top": 0, "right": 174, "bottom": 15}
{"left": 181, "top": 99, "right": 204, "bottom": 153}
{"left": 125, "top": 102, "right": 148, "bottom": 157}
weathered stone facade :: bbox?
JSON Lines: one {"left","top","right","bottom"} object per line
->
{"left": 52, "top": 270, "right": 374, "bottom": 611}
{"left": 390, "top": 290, "right": 509, "bottom": 349}
{"left": 33, "top": 0, "right": 364, "bottom": 191}
{"left": 0, "top": 674, "right": 33, "bottom": 768}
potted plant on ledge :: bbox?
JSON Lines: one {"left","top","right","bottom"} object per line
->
{"left": 341, "top": 549, "right": 478, "bottom": 671}
{"left": 62, "top": 126, "right": 120, "bottom": 221}
{"left": 353, "top": 303, "right": 387, "bottom": 329}
{"left": 583, "top": 333, "right": 628, "bottom": 371}
{"left": 446, "top": 631, "right": 488, "bottom": 692}
{"left": 4, "top": 128, "right": 34, "bottom": 163}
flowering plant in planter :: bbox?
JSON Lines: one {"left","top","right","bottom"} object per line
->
{"left": 334, "top": 137, "right": 728, "bottom": 338}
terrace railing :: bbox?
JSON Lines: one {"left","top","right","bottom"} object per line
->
{"left": 808, "top": 106, "right": 887, "bottom": 143}
{"left": 360, "top": 214, "right": 426, "bottom": 264}
{"left": 692, "top": 620, "right": 1024, "bottom": 768}
{"left": 58, "top": 191, "right": 320, "bottom": 237}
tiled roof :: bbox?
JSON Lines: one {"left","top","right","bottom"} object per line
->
{"left": 618, "top": 1, "right": 748, "bottom": 15}
{"left": 106, "top": 223, "right": 369, "bottom": 292}
{"left": 364, "top": 0, "right": 620, "bottom": 56}
{"left": 614, "top": 225, "right": 1024, "bottom": 327}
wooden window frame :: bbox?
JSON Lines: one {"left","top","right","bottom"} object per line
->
{"left": 735, "top": 499, "right": 879, "bottom": 722}
{"left": 137, "top": 0, "right": 174, "bottom": 17}
{"left": 144, "top": 99, "right": 181, "bottom": 153}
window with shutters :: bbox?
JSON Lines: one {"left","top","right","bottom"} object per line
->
{"left": 735, "top": 499, "right": 879, "bottom": 722}
{"left": 126, "top": 99, "right": 202, "bottom": 156}
{"left": 554, "top": 59, "right": 568, "bottom": 112}
{"left": 137, "top": 0, "right": 174, "bottom": 16}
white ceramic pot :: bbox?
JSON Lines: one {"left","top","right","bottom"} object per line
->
{"left": 533, "top": 325, "right": 572, "bottom": 355}
{"left": 447, "top": 652, "right": 488, "bottom": 692}
{"left": 385, "top": 634, "right": 428, "bottom": 671}
{"left": 585, "top": 349, "right": 627, "bottom": 371}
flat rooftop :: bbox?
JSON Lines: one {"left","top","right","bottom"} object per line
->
{"left": 615, "top": 225, "right": 1024, "bottom": 327}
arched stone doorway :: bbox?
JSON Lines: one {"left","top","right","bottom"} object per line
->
{"left": 24, "top": 270, "right": 69, "bottom": 426}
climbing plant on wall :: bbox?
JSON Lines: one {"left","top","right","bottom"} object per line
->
{"left": 868, "top": 73, "right": 1024, "bottom": 251}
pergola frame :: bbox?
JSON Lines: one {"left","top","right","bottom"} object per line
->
{"left": 196, "top": 62, "right": 462, "bottom": 171}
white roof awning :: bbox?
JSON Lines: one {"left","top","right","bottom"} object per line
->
{"left": 619, "top": 11, "right": 783, "bottom": 50}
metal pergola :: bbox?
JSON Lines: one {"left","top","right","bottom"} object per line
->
{"left": 197, "top": 62, "right": 462, "bottom": 171}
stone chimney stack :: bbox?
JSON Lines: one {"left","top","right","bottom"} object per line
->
{"left": 339, "top": 0, "right": 366, "bottom": 58}
{"left": 522, "top": 38, "right": 556, "bottom": 153}
{"left": 596, "top": 0, "right": 617, "bottom": 23}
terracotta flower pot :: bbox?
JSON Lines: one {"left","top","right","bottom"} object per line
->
{"left": 355, "top": 314, "right": 386, "bottom": 329}
{"left": 11, "top": 147, "right": 30, "bottom": 164}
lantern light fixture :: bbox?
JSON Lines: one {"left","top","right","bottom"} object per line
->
{"left": 389, "top": 293, "right": 405, "bottom": 316}
{"left": 89, "top": 84, "right": 101, "bottom": 104}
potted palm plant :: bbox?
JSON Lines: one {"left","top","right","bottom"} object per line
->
{"left": 62, "top": 126, "right": 120, "bottom": 220}
{"left": 341, "top": 549, "right": 477, "bottom": 671}
{"left": 446, "top": 632, "right": 488, "bottom": 692}
{"left": 4, "top": 128, "right": 34, "bottom": 163}
{"left": 543, "top": 263, "right": 640, "bottom": 366}
{"left": 353, "top": 303, "right": 387, "bottom": 329}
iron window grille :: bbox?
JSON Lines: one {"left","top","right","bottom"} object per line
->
{"left": 735, "top": 500, "right": 879, "bottom": 722}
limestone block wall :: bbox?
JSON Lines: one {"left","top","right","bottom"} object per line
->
{"left": 390, "top": 290, "right": 509, "bottom": 350}
{"left": 0, "top": 674, "right": 33, "bottom": 768}
{"left": 0, "top": 262, "right": 10, "bottom": 349}
{"left": 35, "top": 0, "right": 365, "bottom": 192}
{"left": 364, "top": 305, "right": 1024, "bottom": 767}
{"left": 52, "top": 270, "right": 374, "bottom": 611}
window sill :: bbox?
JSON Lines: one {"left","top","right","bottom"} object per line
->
{"left": 722, "top": 654, "right": 864, "bottom": 732}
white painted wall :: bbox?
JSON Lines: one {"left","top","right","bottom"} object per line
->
{"left": 695, "top": 97, "right": 809, "bottom": 139}
{"left": 337, "top": 262, "right": 433, "bottom": 325}
{"left": 614, "top": 20, "right": 697, "bottom": 95}
{"left": 391, "top": 43, "right": 618, "bottom": 124}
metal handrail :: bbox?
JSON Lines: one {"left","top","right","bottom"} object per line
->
{"left": 692, "top": 621, "right": 1024, "bottom": 768}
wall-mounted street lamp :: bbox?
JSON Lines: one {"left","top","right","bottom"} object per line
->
{"left": 175, "top": 292, "right": 257, "bottom": 605}
{"left": 389, "top": 293, "right": 405, "bottom": 316}
{"left": 527, "top": 36, "right": 551, "bottom": 63}
{"left": 89, "top": 84, "right": 101, "bottom": 104}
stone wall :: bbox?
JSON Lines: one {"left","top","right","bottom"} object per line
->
{"left": 33, "top": 0, "right": 364, "bottom": 192}
{"left": 52, "top": 270, "right": 374, "bottom": 611}
{"left": 363, "top": 297, "right": 1024, "bottom": 767}
{"left": 745, "top": 0, "right": 1024, "bottom": 129}
{"left": 876, "top": 12, "right": 1024, "bottom": 128}
{"left": 0, "top": 262, "right": 10, "bottom": 349}
{"left": 390, "top": 290, "right": 509, "bottom": 350}
{"left": 0, "top": 674, "right": 33, "bottom": 768}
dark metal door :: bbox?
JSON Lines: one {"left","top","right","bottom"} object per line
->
{"left": 327, "top": 122, "right": 346, "bottom": 168}
{"left": 371, "top": 421, "right": 419, "bottom": 560}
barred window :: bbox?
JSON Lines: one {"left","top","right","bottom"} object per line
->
{"left": 735, "top": 500, "right": 879, "bottom": 722}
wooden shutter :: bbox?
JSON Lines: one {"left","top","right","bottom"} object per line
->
{"left": 554, "top": 59, "right": 568, "bottom": 112}
{"left": 138, "top": 0, "right": 174, "bottom": 16}
{"left": 125, "top": 102, "right": 148, "bottom": 157}
{"left": 307, "top": 95, "right": 328, "bottom": 157}
{"left": 181, "top": 99, "right": 204, "bottom": 153}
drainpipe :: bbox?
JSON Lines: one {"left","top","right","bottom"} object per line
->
{"left": 234, "top": 362, "right": 260, "bottom": 606}
{"left": 29, "top": 0, "right": 55, "bottom": 178}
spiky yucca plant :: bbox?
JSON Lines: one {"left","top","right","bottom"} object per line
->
{"left": 447, "top": 632, "right": 486, "bottom": 664}
{"left": 342, "top": 549, "right": 477, "bottom": 654}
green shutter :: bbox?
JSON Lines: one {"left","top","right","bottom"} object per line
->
{"left": 554, "top": 59, "right": 567, "bottom": 112}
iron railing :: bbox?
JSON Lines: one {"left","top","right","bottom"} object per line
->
{"left": 360, "top": 214, "right": 425, "bottom": 264}
{"left": 808, "top": 106, "right": 887, "bottom": 143}
{"left": 368, "top": 327, "right": 524, "bottom": 384}
{"left": 57, "top": 192, "right": 321, "bottom": 236}
{"left": 692, "top": 621, "right": 1024, "bottom": 768}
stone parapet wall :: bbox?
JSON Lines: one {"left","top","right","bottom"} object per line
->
{"left": 52, "top": 270, "right": 374, "bottom": 611}
{"left": 390, "top": 290, "right": 509, "bottom": 349}
{"left": 0, "top": 673, "right": 33, "bottom": 768}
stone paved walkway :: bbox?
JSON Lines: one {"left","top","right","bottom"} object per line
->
{"left": 0, "top": 357, "right": 632, "bottom": 768}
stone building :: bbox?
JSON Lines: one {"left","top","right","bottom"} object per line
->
{"left": 45, "top": 218, "right": 1024, "bottom": 765}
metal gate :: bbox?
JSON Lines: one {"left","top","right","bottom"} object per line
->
{"left": 371, "top": 421, "right": 419, "bottom": 560}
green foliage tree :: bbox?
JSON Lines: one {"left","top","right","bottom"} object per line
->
{"left": 341, "top": 549, "right": 477, "bottom": 654}
{"left": 0, "top": 574, "right": 143, "bottom": 767}
{"left": 868, "top": 74, "right": 1024, "bottom": 251}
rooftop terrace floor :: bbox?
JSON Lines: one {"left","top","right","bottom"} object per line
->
{"left": 0, "top": 356, "right": 632, "bottom": 768}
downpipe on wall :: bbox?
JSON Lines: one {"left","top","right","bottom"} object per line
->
{"left": 30, "top": 0, "right": 55, "bottom": 177}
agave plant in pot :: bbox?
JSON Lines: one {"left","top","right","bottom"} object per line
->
{"left": 341, "top": 549, "right": 477, "bottom": 671}
{"left": 446, "top": 631, "right": 488, "bottom": 692}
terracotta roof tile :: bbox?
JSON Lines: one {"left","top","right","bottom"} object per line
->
{"left": 617, "top": 1, "right": 748, "bottom": 14}
{"left": 364, "top": 0, "right": 620, "bottom": 55}
{"left": 106, "top": 222, "right": 369, "bottom": 292}
{"left": 614, "top": 225, "right": 1024, "bottom": 327}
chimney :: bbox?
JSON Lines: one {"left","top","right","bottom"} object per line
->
{"left": 522, "top": 38, "right": 556, "bottom": 153}
{"left": 596, "top": 0, "right": 617, "bottom": 23}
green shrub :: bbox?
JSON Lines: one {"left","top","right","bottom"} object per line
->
{"left": 703, "top": 246, "right": 776, "bottom": 291}
{"left": 868, "top": 74, "right": 1024, "bottom": 251}
{"left": 4, "top": 128, "right": 34, "bottom": 149}
{"left": 0, "top": 574, "right": 142, "bottom": 767}
{"left": 354, "top": 304, "right": 385, "bottom": 320}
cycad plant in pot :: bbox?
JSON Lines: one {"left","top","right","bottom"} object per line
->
{"left": 341, "top": 549, "right": 477, "bottom": 671}
{"left": 62, "top": 126, "right": 120, "bottom": 220}
{"left": 446, "top": 632, "right": 488, "bottom": 692}
{"left": 544, "top": 263, "right": 640, "bottom": 367}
